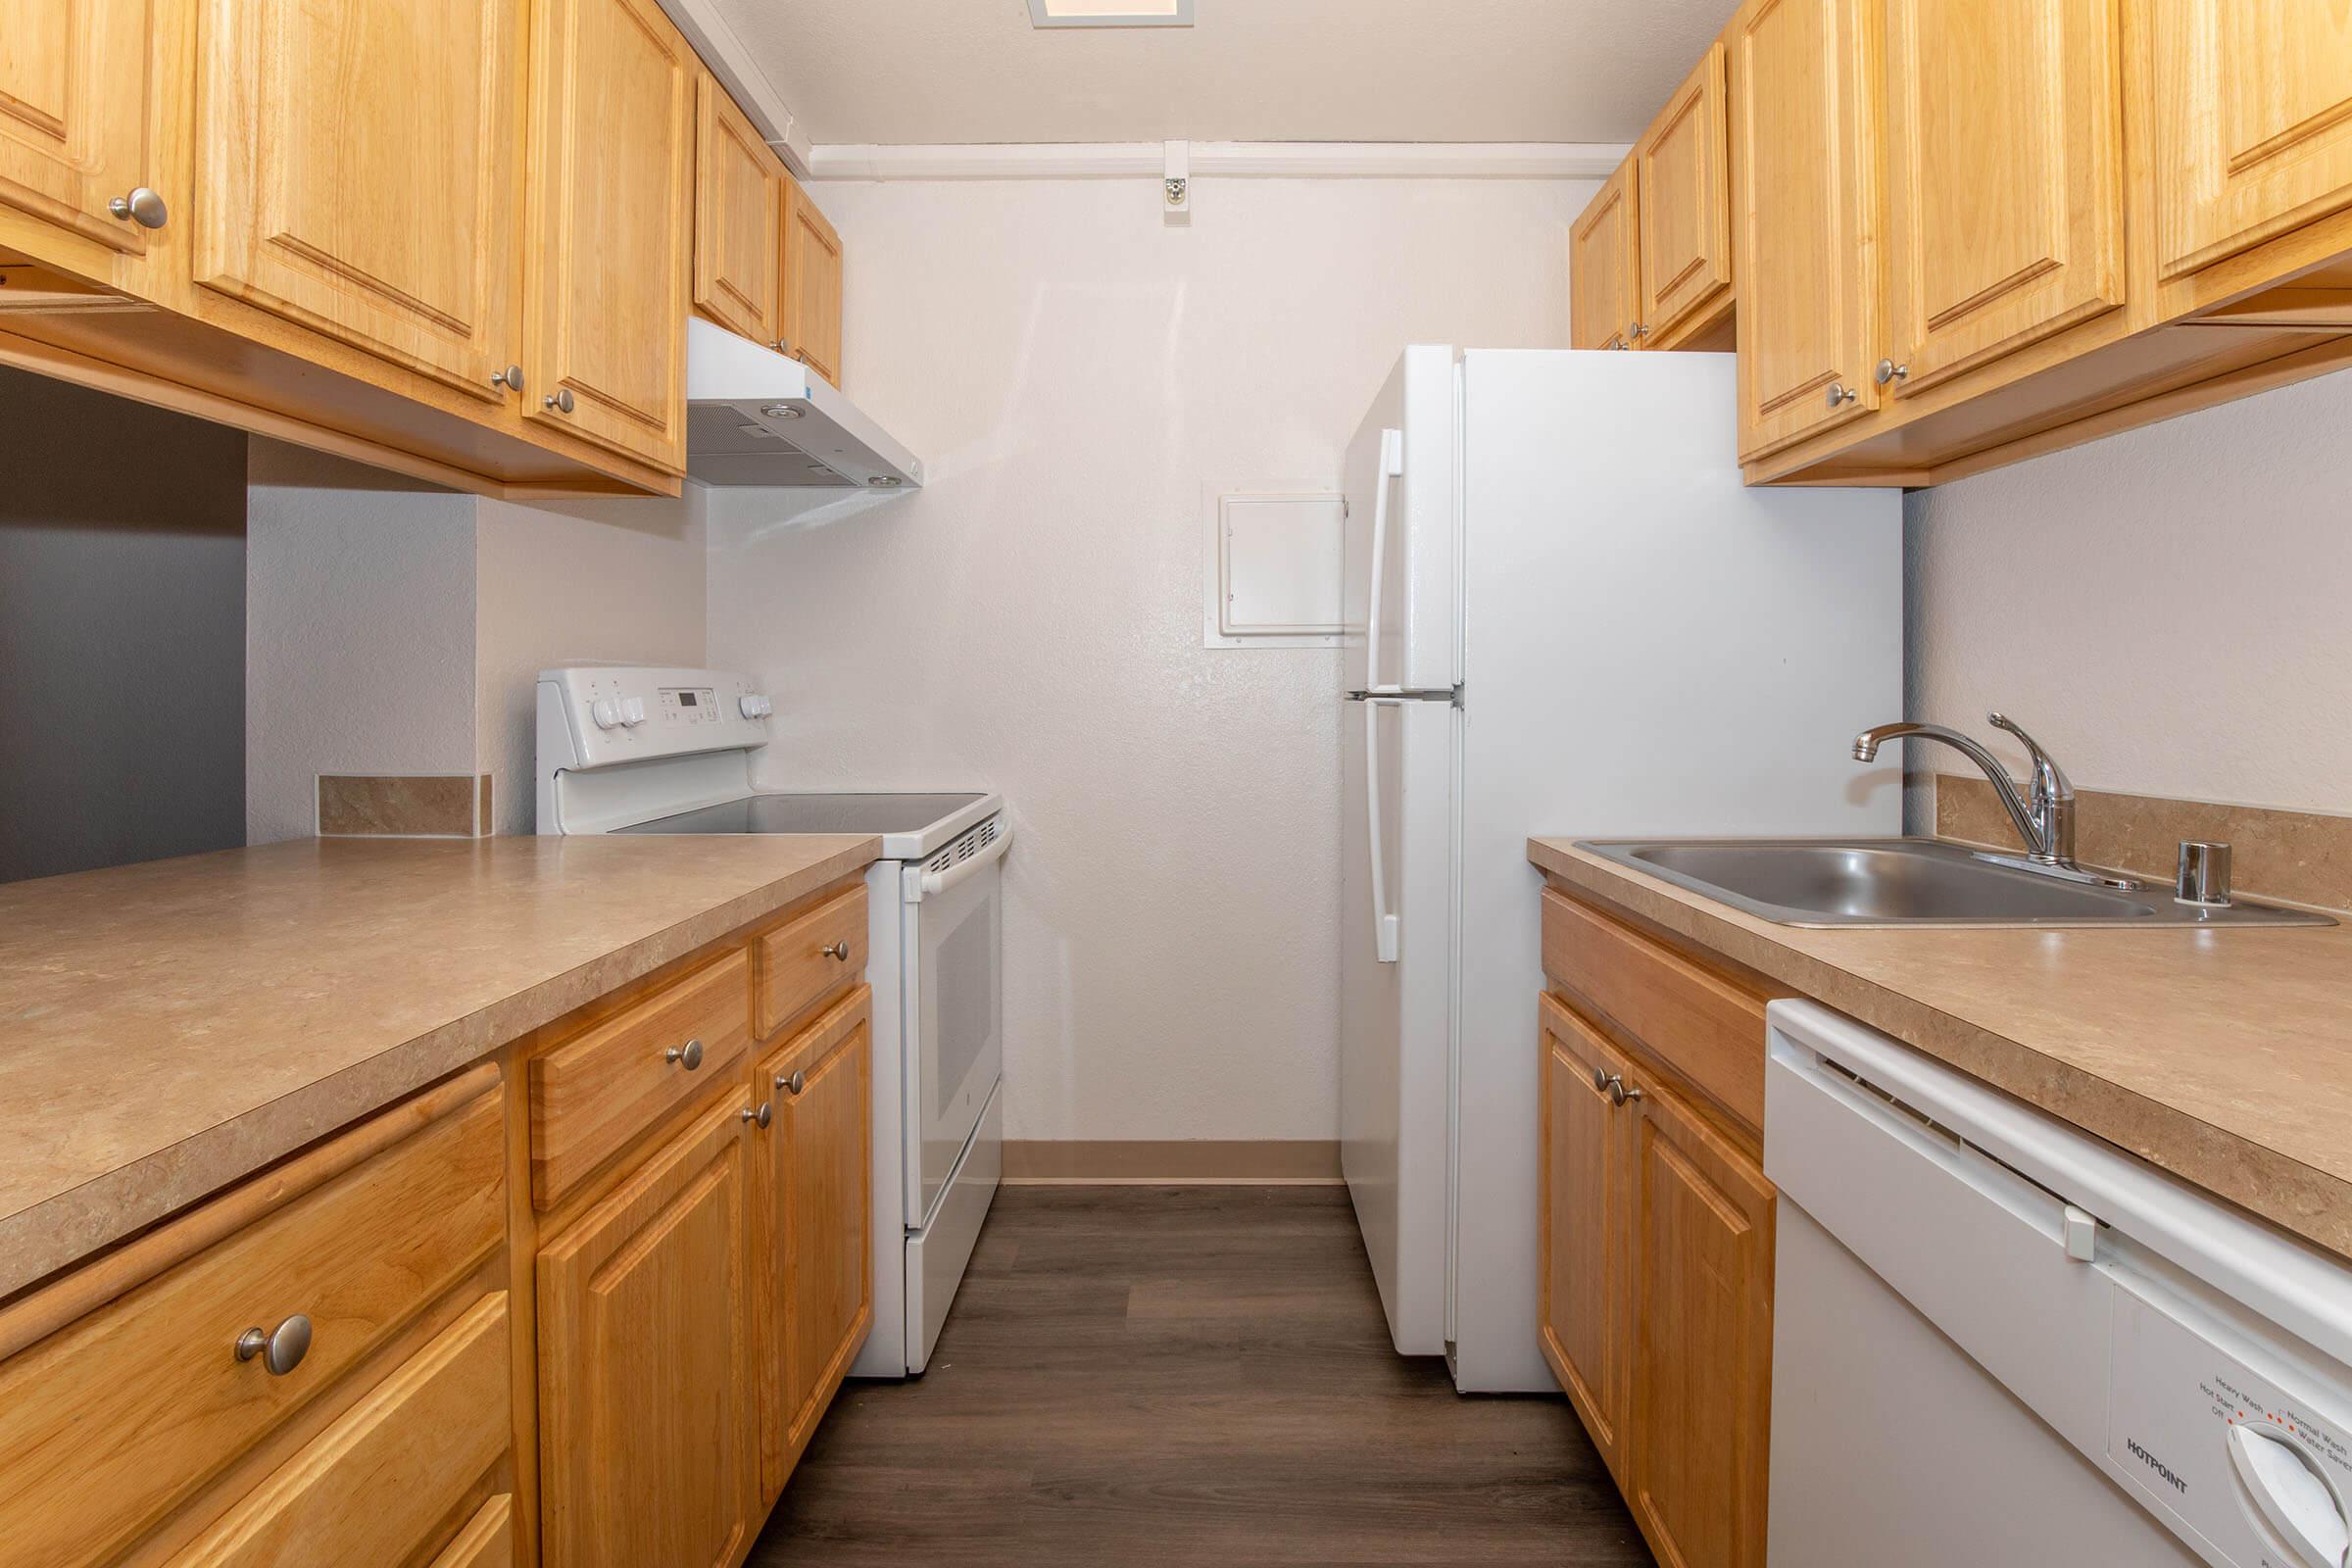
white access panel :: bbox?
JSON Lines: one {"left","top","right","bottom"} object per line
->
{"left": 1449, "top": 350, "right": 1900, "bottom": 1392}
{"left": 1211, "top": 492, "right": 1345, "bottom": 641}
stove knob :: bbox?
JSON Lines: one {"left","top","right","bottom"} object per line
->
{"left": 622, "top": 698, "right": 647, "bottom": 726}
{"left": 740, "top": 694, "right": 765, "bottom": 719}
{"left": 591, "top": 698, "right": 622, "bottom": 731}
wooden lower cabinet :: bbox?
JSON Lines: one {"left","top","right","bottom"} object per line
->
{"left": 1538, "top": 986, "right": 1776, "bottom": 1568}
{"left": 754, "top": 988, "right": 874, "bottom": 1497}
{"left": 1626, "top": 1056, "right": 1775, "bottom": 1568}
{"left": 1539, "top": 993, "right": 1631, "bottom": 1485}
{"left": 536, "top": 1091, "right": 759, "bottom": 1568}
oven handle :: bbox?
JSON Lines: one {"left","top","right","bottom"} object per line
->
{"left": 914, "top": 821, "right": 1013, "bottom": 900}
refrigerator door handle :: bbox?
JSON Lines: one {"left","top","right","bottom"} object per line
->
{"left": 1347, "top": 686, "right": 1461, "bottom": 706}
{"left": 1361, "top": 427, "right": 1405, "bottom": 965}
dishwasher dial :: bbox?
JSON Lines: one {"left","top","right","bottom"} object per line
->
{"left": 2229, "top": 1424, "right": 2350, "bottom": 1568}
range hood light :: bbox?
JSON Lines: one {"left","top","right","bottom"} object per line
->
{"left": 760, "top": 403, "right": 805, "bottom": 419}
{"left": 868, "top": 476, "right": 903, "bottom": 488}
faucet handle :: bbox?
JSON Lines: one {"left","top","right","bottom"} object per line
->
{"left": 1985, "top": 712, "right": 2071, "bottom": 796}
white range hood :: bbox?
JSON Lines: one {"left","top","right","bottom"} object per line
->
{"left": 684, "top": 317, "right": 924, "bottom": 489}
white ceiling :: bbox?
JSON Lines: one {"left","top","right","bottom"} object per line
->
{"left": 710, "top": 0, "right": 1742, "bottom": 147}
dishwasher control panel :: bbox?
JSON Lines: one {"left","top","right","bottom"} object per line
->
{"left": 2108, "top": 1279, "right": 2352, "bottom": 1568}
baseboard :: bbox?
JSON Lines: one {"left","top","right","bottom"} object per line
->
{"left": 1000, "top": 1139, "right": 1344, "bottom": 1185}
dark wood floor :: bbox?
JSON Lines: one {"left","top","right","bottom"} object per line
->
{"left": 750, "top": 1185, "right": 1653, "bottom": 1566}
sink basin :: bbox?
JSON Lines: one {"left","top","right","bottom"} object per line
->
{"left": 1575, "top": 838, "right": 2332, "bottom": 928}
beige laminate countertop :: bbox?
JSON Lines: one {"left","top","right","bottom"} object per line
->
{"left": 1529, "top": 837, "right": 2352, "bottom": 1265}
{"left": 0, "top": 833, "right": 879, "bottom": 1299}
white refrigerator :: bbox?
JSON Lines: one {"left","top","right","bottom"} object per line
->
{"left": 1339, "top": 348, "right": 1902, "bottom": 1393}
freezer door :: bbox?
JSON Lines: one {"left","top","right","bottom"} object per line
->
{"left": 1342, "top": 346, "right": 1460, "bottom": 698}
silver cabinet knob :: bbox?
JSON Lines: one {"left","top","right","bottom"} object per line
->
{"left": 743, "top": 1101, "right": 773, "bottom": 1130}
{"left": 772, "top": 339, "right": 788, "bottom": 354}
{"left": 235, "top": 1314, "right": 313, "bottom": 1376}
{"left": 1826, "top": 382, "right": 1859, "bottom": 410}
{"left": 777, "top": 1069, "right": 806, "bottom": 1097}
{"left": 1875, "top": 357, "right": 1909, "bottom": 386}
{"left": 543, "top": 387, "right": 575, "bottom": 414}
{"left": 108, "top": 187, "right": 168, "bottom": 228}
{"left": 1629, "top": 322, "right": 1648, "bottom": 342}
{"left": 664, "top": 1038, "right": 705, "bottom": 1070}
{"left": 490, "top": 365, "right": 524, "bottom": 393}
{"left": 1590, "top": 1065, "right": 1609, "bottom": 1092}
{"left": 821, "top": 940, "right": 851, "bottom": 961}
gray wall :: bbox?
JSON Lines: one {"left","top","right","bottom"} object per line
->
{"left": 0, "top": 368, "right": 247, "bottom": 882}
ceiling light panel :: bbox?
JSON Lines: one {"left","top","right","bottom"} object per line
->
{"left": 1028, "top": 0, "right": 1194, "bottom": 27}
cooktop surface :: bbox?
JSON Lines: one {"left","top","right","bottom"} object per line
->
{"left": 616, "top": 792, "right": 989, "bottom": 837}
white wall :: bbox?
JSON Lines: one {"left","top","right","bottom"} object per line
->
{"left": 246, "top": 442, "right": 708, "bottom": 840}
{"left": 246, "top": 443, "right": 477, "bottom": 844}
{"left": 475, "top": 492, "right": 708, "bottom": 835}
{"left": 707, "top": 174, "right": 1592, "bottom": 1144}
{"left": 1907, "top": 367, "right": 2352, "bottom": 813}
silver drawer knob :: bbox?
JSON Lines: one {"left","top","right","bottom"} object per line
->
{"left": 490, "top": 364, "right": 524, "bottom": 392}
{"left": 235, "top": 1314, "right": 313, "bottom": 1376}
{"left": 821, "top": 940, "right": 851, "bottom": 961}
{"left": 108, "top": 187, "right": 168, "bottom": 228}
{"left": 664, "top": 1038, "right": 705, "bottom": 1070}
{"left": 743, "top": 1101, "right": 773, "bottom": 1130}
{"left": 777, "top": 1069, "right": 806, "bottom": 1097}
{"left": 1826, "top": 382, "right": 1859, "bottom": 410}
{"left": 543, "top": 387, "right": 575, "bottom": 414}
{"left": 1875, "top": 357, "right": 1909, "bottom": 386}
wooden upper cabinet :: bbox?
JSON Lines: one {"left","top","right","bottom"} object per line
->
{"left": 0, "top": 0, "right": 161, "bottom": 253}
{"left": 1570, "top": 157, "right": 1640, "bottom": 350}
{"left": 1539, "top": 995, "right": 1631, "bottom": 1488}
{"left": 1627, "top": 1076, "right": 1775, "bottom": 1568}
{"left": 1731, "top": 0, "right": 1881, "bottom": 460}
{"left": 781, "top": 175, "right": 844, "bottom": 387}
{"left": 1636, "top": 41, "right": 1736, "bottom": 348}
{"left": 193, "top": 0, "right": 523, "bottom": 401}
{"left": 537, "top": 1094, "right": 758, "bottom": 1568}
{"left": 2149, "top": 0, "right": 2352, "bottom": 282}
{"left": 1880, "top": 0, "right": 2124, "bottom": 396}
{"left": 524, "top": 0, "right": 695, "bottom": 471}
{"left": 691, "top": 73, "right": 785, "bottom": 348}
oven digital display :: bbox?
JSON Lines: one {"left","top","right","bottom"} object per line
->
{"left": 659, "top": 687, "right": 720, "bottom": 722}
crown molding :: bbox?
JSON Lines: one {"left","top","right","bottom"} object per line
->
{"left": 804, "top": 141, "right": 1631, "bottom": 181}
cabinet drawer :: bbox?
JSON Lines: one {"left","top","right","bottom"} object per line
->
{"left": 1541, "top": 887, "right": 1777, "bottom": 1133}
{"left": 172, "top": 1292, "right": 513, "bottom": 1568}
{"left": 531, "top": 949, "right": 752, "bottom": 1207}
{"left": 0, "top": 1084, "right": 505, "bottom": 1568}
{"left": 757, "top": 885, "right": 865, "bottom": 1038}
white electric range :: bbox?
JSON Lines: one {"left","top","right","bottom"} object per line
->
{"left": 535, "top": 664, "right": 1005, "bottom": 1377}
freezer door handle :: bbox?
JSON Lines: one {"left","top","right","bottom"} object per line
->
{"left": 1360, "top": 428, "right": 1406, "bottom": 966}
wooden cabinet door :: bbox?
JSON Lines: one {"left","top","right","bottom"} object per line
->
{"left": 523, "top": 0, "right": 694, "bottom": 470}
{"left": 780, "top": 175, "right": 844, "bottom": 387}
{"left": 1627, "top": 1077, "right": 1775, "bottom": 1568}
{"left": 692, "top": 72, "right": 784, "bottom": 347}
{"left": 1539, "top": 994, "right": 1631, "bottom": 1486}
{"left": 193, "top": 0, "right": 522, "bottom": 401}
{"left": 1570, "top": 157, "right": 1640, "bottom": 350}
{"left": 538, "top": 1094, "right": 757, "bottom": 1568}
{"left": 1636, "top": 42, "right": 1736, "bottom": 347}
{"left": 1881, "top": 0, "right": 2124, "bottom": 395}
{"left": 0, "top": 0, "right": 161, "bottom": 252}
{"left": 1731, "top": 0, "right": 1881, "bottom": 459}
{"left": 753, "top": 992, "right": 873, "bottom": 1499}
{"left": 2149, "top": 0, "right": 2352, "bottom": 281}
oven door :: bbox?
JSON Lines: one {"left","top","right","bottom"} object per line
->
{"left": 904, "top": 816, "right": 1007, "bottom": 1227}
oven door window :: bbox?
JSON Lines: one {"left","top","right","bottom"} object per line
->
{"left": 912, "top": 856, "right": 1003, "bottom": 1225}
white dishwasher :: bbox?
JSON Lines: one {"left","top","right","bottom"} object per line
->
{"left": 1765, "top": 1000, "right": 2352, "bottom": 1568}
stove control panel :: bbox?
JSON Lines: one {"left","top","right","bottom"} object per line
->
{"left": 538, "top": 665, "right": 770, "bottom": 770}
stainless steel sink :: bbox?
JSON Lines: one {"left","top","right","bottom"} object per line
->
{"left": 1575, "top": 838, "right": 2333, "bottom": 928}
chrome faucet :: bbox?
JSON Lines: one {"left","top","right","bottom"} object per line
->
{"left": 1853, "top": 712, "right": 2097, "bottom": 877}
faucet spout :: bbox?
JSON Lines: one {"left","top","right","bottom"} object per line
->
{"left": 1852, "top": 720, "right": 2049, "bottom": 858}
